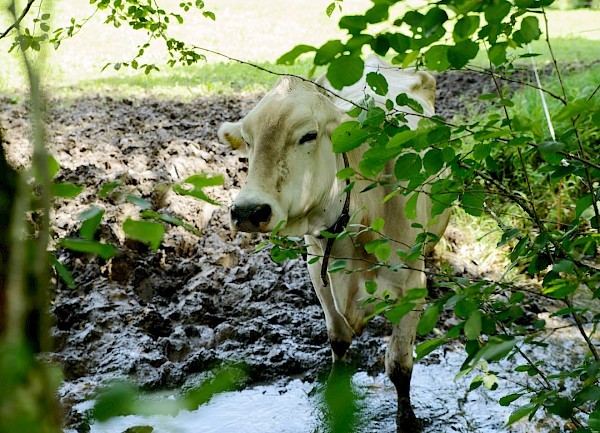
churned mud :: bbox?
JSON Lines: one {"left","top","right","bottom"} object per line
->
{"left": 1, "top": 71, "right": 567, "bottom": 432}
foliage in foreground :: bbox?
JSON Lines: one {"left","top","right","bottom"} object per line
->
{"left": 273, "top": 0, "right": 599, "bottom": 430}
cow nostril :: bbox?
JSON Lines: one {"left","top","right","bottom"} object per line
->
{"left": 231, "top": 203, "right": 272, "bottom": 230}
{"left": 249, "top": 204, "right": 271, "bottom": 227}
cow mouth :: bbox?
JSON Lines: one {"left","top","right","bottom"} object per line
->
{"left": 232, "top": 220, "right": 271, "bottom": 233}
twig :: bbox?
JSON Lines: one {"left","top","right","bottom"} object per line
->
{"left": 541, "top": 7, "right": 568, "bottom": 101}
{"left": 189, "top": 44, "right": 469, "bottom": 131}
{"left": 564, "top": 298, "right": 599, "bottom": 362}
{"left": 0, "top": 0, "right": 36, "bottom": 40}
{"left": 462, "top": 66, "right": 567, "bottom": 104}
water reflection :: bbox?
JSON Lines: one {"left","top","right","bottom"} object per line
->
{"left": 84, "top": 348, "right": 562, "bottom": 433}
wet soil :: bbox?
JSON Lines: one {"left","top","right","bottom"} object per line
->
{"left": 1, "top": 70, "right": 504, "bottom": 431}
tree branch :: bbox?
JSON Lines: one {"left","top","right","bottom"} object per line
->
{"left": 0, "top": 0, "right": 37, "bottom": 40}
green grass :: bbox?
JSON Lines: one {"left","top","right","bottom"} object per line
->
{"left": 58, "top": 60, "right": 327, "bottom": 99}
{"left": 0, "top": 1, "right": 598, "bottom": 97}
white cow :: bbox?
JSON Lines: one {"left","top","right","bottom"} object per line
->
{"left": 218, "top": 55, "right": 450, "bottom": 432}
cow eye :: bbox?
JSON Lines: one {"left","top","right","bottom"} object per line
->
{"left": 299, "top": 132, "right": 318, "bottom": 144}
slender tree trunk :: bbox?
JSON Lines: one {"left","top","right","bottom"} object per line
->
{"left": 0, "top": 125, "right": 17, "bottom": 333}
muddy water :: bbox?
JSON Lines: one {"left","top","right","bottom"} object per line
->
{"left": 80, "top": 339, "right": 578, "bottom": 433}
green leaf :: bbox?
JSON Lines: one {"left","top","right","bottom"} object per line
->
{"left": 542, "top": 278, "right": 578, "bottom": 299}
{"left": 98, "top": 180, "right": 123, "bottom": 198}
{"left": 424, "top": 45, "right": 450, "bottom": 72}
{"left": 546, "top": 398, "right": 575, "bottom": 419}
{"left": 339, "top": 15, "right": 368, "bottom": 34}
{"left": 53, "top": 182, "right": 85, "bottom": 198}
{"left": 461, "top": 190, "right": 485, "bottom": 217}
{"left": 538, "top": 141, "right": 565, "bottom": 154}
{"left": 505, "top": 403, "right": 538, "bottom": 426}
{"left": 202, "top": 10, "right": 215, "bottom": 20}
{"left": 365, "top": 280, "right": 378, "bottom": 295}
{"left": 497, "top": 228, "right": 520, "bottom": 247}
{"left": 173, "top": 173, "right": 223, "bottom": 205}
{"left": 328, "top": 260, "right": 347, "bottom": 273}
{"left": 388, "top": 33, "right": 410, "bottom": 54}
{"left": 326, "top": 2, "right": 335, "bottom": 17}
{"left": 277, "top": 44, "right": 317, "bottom": 65}
{"left": 488, "top": 42, "right": 507, "bottom": 66}
{"left": 59, "top": 238, "right": 117, "bottom": 260}
{"left": 453, "top": 15, "right": 480, "bottom": 42}
{"left": 464, "top": 310, "right": 482, "bottom": 340}
{"left": 331, "top": 121, "right": 369, "bottom": 153}
{"left": 387, "top": 129, "right": 419, "bottom": 148}
{"left": 552, "top": 259, "right": 574, "bottom": 274}
{"left": 397, "top": 93, "right": 426, "bottom": 116}
{"left": 50, "top": 254, "right": 76, "bottom": 289}
{"left": 417, "top": 304, "right": 439, "bottom": 335}
{"left": 336, "top": 167, "right": 356, "bottom": 179}
{"left": 122, "top": 218, "right": 164, "bottom": 250}
{"left": 404, "top": 192, "right": 419, "bottom": 220}
{"left": 447, "top": 39, "right": 479, "bottom": 69}
{"left": 499, "top": 393, "right": 524, "bottom": 406}
{"left": 327, "top": 54, "right": 364, "bottom": 89}
{"left": 126, "top": 194, "right": 153, "bottom": 209}
{"left": 365, "top": 2, "right": 390, "bottom": 23}
{"left": 484, "top": 0, "right": 511, "bottom": 24}
{"left": 423, "top": 148, "right": 444, "bottom": 175}
{"left": 515, "top": 16, "right": 541, "bottom": 44}
{"left": 406, "top": 288, "right": 428, "bottom": 299}
{"left": 366, "top": 239, "right": 391, "bottom": 262}
{"left": 483, "top": 374, "right": 499, "bottom": 390}
{"left": 48, "top": 154, "right": 61, "bottom": 178}
{"left": 79, "top": 206, "right": 104, "bottom": 240}
{"left": 472, "top": 142, "right": 494, "bottom": 160}
{"left": 385, "top": 302, "right": 416, "bottom": 324}
{"left": 415, "top": 337, "right": 444, "bottom": 361}
{"left": 394, "top": 153, "right": 422, "bottom": 181}
{"left": 366, "top": 72, "right": 389, "bottom": 96}
{"left": 588, "top": 411, "right": 600, "bottom": 432}
{"left": 371, "top": 217, "right": 385, "bottom": 232}
{"left": 92, "top": 382, "right": 138, "bottom": 422}
{"left": 314, "top": 40, "right": 344, "bottom": 65}
{"left": 141, "top": 210, "right": 201, "bottom": 236}
{"left": 477, "top": 336, "right": 516, "bottom": 362}
{"left": 575, "top": 194, "right": 594, "bottom": 220}
{"left": 554, "top": 98, "right": 594, "bottom": 122}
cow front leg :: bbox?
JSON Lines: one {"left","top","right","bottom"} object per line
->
{"left": 386, "top": 309, "right": 422, "bottom": 433}
{"left": 305, "top": 241, "right": 355, "bottom": 362}
{"left": 306, "top": 261, "right": 354, "bottom": 361}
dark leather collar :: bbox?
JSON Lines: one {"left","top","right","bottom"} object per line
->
{"left": 320, "top": 152, "right": 351, "bottom": 287}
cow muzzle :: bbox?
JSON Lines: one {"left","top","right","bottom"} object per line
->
{"left": 230, "top": 203, "right": 272, "bottom": 233}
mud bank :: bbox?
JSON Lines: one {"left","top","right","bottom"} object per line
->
{"left": 0, "top": 70, "right": 545, "bottom": 432}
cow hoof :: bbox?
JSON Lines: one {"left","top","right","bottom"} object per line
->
{"left": 396, "top": 403, "right": 422, "bottom": 433}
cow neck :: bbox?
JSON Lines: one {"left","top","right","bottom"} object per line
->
{"left": 320, "top": 152, "right": 351, "bottom": 287}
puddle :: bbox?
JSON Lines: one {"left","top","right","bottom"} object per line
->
{"left": 76, "top": 348, "right": 567, "bottom": 433}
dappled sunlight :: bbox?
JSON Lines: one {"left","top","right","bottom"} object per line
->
{"left": 439, "top": 214, "right": 514, "bottom": 282}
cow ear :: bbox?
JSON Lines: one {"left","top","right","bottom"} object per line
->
{"left": 313, "top": 73, "right": 330, "bottom": 96}
{"left": 412, "top": 71, "right": 436, "bottom": 114}
{"left": 217, "top": 121, "right": 247, "bottom": 155}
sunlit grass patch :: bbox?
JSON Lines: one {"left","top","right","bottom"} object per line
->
{"left": 65, "top": 60, "right": 325, "bottom": 99}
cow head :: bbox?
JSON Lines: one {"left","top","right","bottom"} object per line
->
{"left": 218, "top": 77, "right": 347, "bottom": 237}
